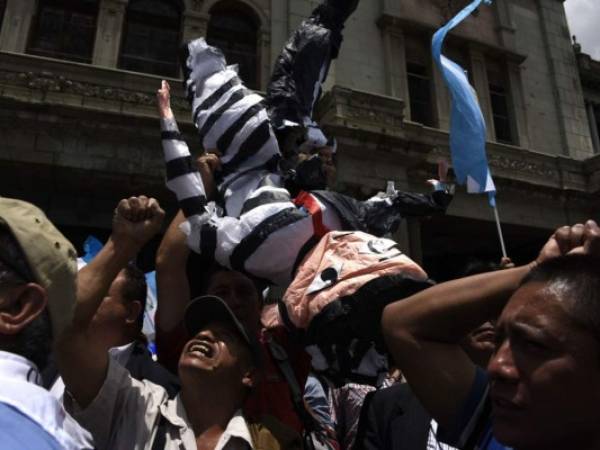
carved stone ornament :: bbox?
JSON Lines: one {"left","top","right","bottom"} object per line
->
{"left": 322, "top": 87, "right": 406, "bottom": 131}
{"left": 432, "top": 0, "right": 478, "bottom": 21}
{"left": 487, "top": 153, "right": 559, "bottom": 179}
{"left": 430, "top": 146, "right": 559, "bottom": 180}
{"left": 0, "top": 70, "right": 189, "bottom": 110}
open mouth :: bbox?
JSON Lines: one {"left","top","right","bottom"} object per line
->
{"left": 491, "top": 392, "right": 525, "bottom": 416}
{"left": 188, "top": 341, "right": 216, "bottom": 359}
{"left": 473, "top": 329, "right": 496, "bottom": 343}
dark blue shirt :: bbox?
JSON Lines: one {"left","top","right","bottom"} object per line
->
{"left": 438, "top": 369, "right": 511, "bottom": 450}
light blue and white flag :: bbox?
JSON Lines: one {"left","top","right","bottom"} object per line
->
{"left": 432, "top": 0, "right": 496, "bottom": 207}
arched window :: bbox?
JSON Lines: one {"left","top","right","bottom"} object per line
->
{"left": 119, "top": 0, "right": 182, "bottom": 77}
{"left": 207, "top": 1, "right": 259, "bottom": 89}
{"left": 27, "top": 0, "right": 98, "bottom": 63}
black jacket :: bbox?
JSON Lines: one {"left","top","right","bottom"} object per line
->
{"left": 353, "top": 383, "right": 431, "bottom": 450}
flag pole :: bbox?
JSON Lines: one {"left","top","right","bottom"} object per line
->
{"left": 492, "top": 204, "right": 508, "bottom": 259}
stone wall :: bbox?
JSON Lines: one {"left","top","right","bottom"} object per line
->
{"left": 0, "top": 0, "right": 598, "bottom": 258}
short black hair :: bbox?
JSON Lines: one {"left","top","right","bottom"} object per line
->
{"left": 461, "top": 259, "right": 500, "bottom": 277}
{"left": 187, "top": 256, "right": 264, "bottom": 304}
{"left": 522, "top": 254, "right": 600, "bottom": 342}
{"left": 121, "top": 262, "right": 147, "bottom": 330}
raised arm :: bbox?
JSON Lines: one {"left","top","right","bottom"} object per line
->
{"left": 157, "top": 80, "right": 216, "bottom": 216}
{"left": 155, "top": 210, "right": 190, "bottom": 333}
{"left": 381, "top": 220, "right": 600, "bottom": 428}
{"left": 57, "top": 196, "right": 164, "bottom": 408}
{"left": 392, "top": 160, "right": 453, "bottom": 217}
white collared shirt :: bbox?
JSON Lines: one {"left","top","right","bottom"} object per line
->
{"left": 107, "top": 341, "right": 136, "bottom": 367}
{"left": 66, "top": 358, "right": 253, "bottom": 450}
{"left": 0, "top": 351, "right": 94, "bottom": 449}
{"left": 427, "top": 419, "right": 458, "bottom": 450}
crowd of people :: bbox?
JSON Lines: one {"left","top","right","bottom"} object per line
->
{"left": 1, "top": 192, "right": 600, "bottom": 450}
{"left": 1, "top": 0, "right": 600, "bottom": 449}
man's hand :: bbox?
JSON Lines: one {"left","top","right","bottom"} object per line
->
{"left": 112, "top": 196, "right": 165, "bottom": 249}
{"left": 59, "top": 196, "right": 163, "bottom": 408}
{"left": 426, "top": 159, "right": 450, "bottom": 187}
{"left": 499, "top": 257, "right": 515, "bottom": 269}
{"left": 437, "top": 159, "right": 449, "bottom": 183}
{"left": 157, "top": 80, "right": 173, "bottom": 119}
{"left": 536, "top": 220, "right": 600, "bottom": 264}
{"left": 582, "top": 220, "right": 600, "bottom": 254}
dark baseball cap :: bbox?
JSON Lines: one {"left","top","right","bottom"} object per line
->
{"left": 184, "top": 295, "right": 262, "bottom": 365}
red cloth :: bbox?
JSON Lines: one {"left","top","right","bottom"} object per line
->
{"left": 156, "top": 324, "right": 311, "bottom": 433}
{"left": 294, "top": 191, "right": 331, "bottom": 238}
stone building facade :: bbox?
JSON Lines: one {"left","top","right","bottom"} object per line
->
{"left": 0, "top": 0, "right": 598, "bottom": 277}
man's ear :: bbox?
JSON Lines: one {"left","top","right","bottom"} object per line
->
{"left": 242, "top": 366, "right": 261, "bottom": 389}
{"left": 0, "top": 284, "right": 47, "bottom": 335}
{"left": 124, "top": 300, "right": 143, "bottom": 326}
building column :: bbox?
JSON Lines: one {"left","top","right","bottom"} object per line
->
{"left": 587, "top": 102, "right": 600, "bottom": 154}
{"left": 494, "top": 0, "right": 516, "bottom": 51}
{"left": 468, "top": 45, "right": 494, "bottom": 141}
{"left": 0, "top": 0, "right": 36, "bottom": 53}
{"left": 407, "top": 218, "right": 423, "bottom": 265}
{"left": 92, "top": 0, "right": 129, "bottom": 67}
{"left": 392, "top": 217, "right": 423, "bottom": 265}
{"left": 258, "top": 29, "right": 271, "bottom": 90}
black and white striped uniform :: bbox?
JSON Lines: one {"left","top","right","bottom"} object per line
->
{"left": 162, "top": 1, "right": 451, "bottom": 286}
{"left": 181, "top": 39, "right": 282, "bottom": 219}
{"left": 160, "top": 117, "right": 452, "bottom": 286}
{"left": 160, "top": 114, "right": 344, "bottom": 285}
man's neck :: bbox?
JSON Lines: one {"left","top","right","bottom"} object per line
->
{"left": 181, "top": 383, "right": 241, "bottom": 444}
{"left": 104, "top": 329, "right": 138, "bottom": 351}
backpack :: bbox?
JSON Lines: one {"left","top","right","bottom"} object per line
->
{"left": 280, "top": 231, "right": 433, "bottom": 385}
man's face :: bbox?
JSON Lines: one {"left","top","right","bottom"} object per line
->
{"left": 317, "top": 146, "right": 336, "bottom": 187}
{"left": 488, "top": 281, "right": 600, "bottom": 448}
{"left": 89, "top": 270, "right": 132, "bottom": 344}
{"left": 206, "top": 271, "right": 261, "bottom": 333}
{"left": 178, "top": 321, "right": 253, "bottom": 389}
{"left": 460, "top": 321, "right": 495, "bottom": 367}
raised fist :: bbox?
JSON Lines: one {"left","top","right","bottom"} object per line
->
{"left": 112, "top": 196, "right": 165, "bottom": 248}
{"left": 536, "top": 220, "right": 600, "bottom": 264}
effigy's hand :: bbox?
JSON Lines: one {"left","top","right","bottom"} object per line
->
{"left": 157, "top": 80, "right": 173, "bottom": 119}
{"left": 196, "top": 153, "right": 221, "bottom": 200}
